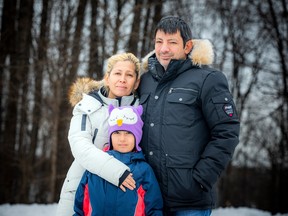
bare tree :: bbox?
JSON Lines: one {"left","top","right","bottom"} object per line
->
{"left": 16, "top": 0, "right": 35, "bottom": 203}
{"left": 0, "top": 0, "right": 18, "bottom": 204}
{"left": 127, "top": 0, "right": 142, "bottom": 55}
{"left": 0, "top": 0, "right": 34, "bottom": 203}
{"left": 0, "top": 0, "right": 17, "bottom": 135}
{"left": 88, "top": 0, "right": 102, "bottom": 79}
{"left": 30, "top": 0, "right": 50, "bottom": 165}
{"left": 54, "top": 0, "right": 88, "bottom": 202}
{"left": 256, "top": 0, "right": 288, "bottom": 212}
{"left": 100, "top": 0, "right": 108, "bottom": 68}
{"left": 140, "top": 0, "right": 163, "bottom": 57}
{"left": 28, "top": 0, "right": 51, "bottom": 202}
{"left": 112, "top": 0, "right": 124, "bottom": 53}
{"left": 140, "top": 0, "right": 154, "bottom": 57}
{"left": 202, "top": 0, "right": 288, "bottom": 212}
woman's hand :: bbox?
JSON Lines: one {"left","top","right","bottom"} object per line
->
{"left": 119, "top": 173, "right": 136, "bottom": 192}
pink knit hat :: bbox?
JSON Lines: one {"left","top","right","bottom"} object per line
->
{"left": 108, "top": 105, "right": 143, "bottom": 151}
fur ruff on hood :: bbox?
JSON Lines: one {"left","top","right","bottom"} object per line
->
{"left": 68, "top": 77, "right": 104, "bottom": 106}
{"left": 141, "top": 39, "right": 214, "bottom": 72}
{"left": 68, "top": 39, "right": 214, "bottom": 106}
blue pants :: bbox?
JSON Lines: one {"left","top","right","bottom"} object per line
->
{"left": 165, "top": 209, "right": 212, "bottom": 216}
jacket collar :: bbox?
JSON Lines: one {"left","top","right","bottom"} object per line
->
{"left": 98, "top": 87, "right": 137, "bottom": 107}
{"left": 148, "top": 54, "right": 192, "bottom": 81}
{"left": 108, "top": 150, "right": 145, "bottom": 164}
{"left": 141, "top": 39, "right": 214, "bottom": 75}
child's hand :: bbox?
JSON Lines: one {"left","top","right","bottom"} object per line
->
{"left": 120, "top": 173, "right": 136, "bottom": 192}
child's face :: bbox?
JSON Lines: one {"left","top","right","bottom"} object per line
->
{"left": 111, "top": 131, "right": 135, "bottom": 153}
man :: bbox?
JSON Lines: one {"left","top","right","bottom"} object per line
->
{"left": 138, "top": 16, "right": 240, "bottom": 216}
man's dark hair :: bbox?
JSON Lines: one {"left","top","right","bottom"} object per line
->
{"left": 154, "top": 16, "right": 192, "bottom": 45}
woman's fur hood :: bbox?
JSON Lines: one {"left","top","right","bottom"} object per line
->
{"left": 68, "top": 39, "right": 214, "bottom": 106}
{"left": 68, "top": 78, "right": 104, "bottom": 106}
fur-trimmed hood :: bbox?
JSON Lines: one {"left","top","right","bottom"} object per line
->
{"left": 68, "top": 77, "right": 104, "bottom": 106}
{"left": 68, "top": 39, "right": 214, "bottom": 107}
{"left": 141, "top": 39, "right": 214, "bottom": 72}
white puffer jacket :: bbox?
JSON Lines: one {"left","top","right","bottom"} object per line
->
{"left": 56, "top": 78, "right": 139, "bottom": 216}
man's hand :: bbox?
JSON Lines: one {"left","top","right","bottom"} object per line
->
{"left": 119, "top": 173, "right": 136, "bottom": 192}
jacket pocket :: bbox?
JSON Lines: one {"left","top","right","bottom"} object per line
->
{"left": 165, "top": 88, "right": 199, "bottom": 125}
{"left": 211, "top": 92, "right": 237, "bottom": 120}
{"left": 63, "top": 176, "right": 82, "bottom": 192}
{"left": 62, "top": 161, "right": 85, "bottom": 193}
{"left": 167, "top": 88, "right": 198, "bottom": 104}
{"left": 165, "top": 154, "right": 203, "bottom": 202}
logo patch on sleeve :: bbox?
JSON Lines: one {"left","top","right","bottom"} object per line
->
{"left": 223, "top": 104, "right": 234, "bottom": 117}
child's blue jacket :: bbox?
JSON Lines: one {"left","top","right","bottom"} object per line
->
{"left": 74, "top": 150, "right": 163, "bottom": 216}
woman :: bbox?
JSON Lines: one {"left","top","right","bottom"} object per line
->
{"left": 56, "top": 53, "right": 141, "bottom": 216}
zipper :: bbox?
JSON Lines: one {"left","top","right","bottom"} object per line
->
{"left": 168, "top": 87, "right": 198, "bottom": 94}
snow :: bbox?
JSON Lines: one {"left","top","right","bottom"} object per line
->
{"left": 0, "top": 204, "right": 57, "bottom": 215}
{"left": 0, "top": 204, "right": 288, "bottom": 216}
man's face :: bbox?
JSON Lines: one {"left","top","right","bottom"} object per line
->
{"left": 154, "top": 30, "right": 192, "bottom": 70}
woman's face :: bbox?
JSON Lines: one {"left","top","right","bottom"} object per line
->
{"left": 105, "top": 61, "right": 140, "bottom": 98}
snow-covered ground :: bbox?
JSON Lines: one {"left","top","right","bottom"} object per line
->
{"left": 0, "top": 204, "right": 288, "bottom": 216}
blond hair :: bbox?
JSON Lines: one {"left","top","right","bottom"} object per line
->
{"left": 105, "top": 53, "right": 140, "bottom": 78}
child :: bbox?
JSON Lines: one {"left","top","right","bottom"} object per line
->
{"left": 74, "top": 105, "right": 163, "bottom": 216}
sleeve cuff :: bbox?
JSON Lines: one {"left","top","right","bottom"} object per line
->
{"left": 118, "top": 170, "right": 131, "bottom": 186}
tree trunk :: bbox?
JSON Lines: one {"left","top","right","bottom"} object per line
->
{"left": 140, "top": 0, "right": 153, "bottom": 57}
{"left": 149, "top": 1, "right": 163, "bottom": 51}
{"left": 88, "top": 0, "right": 101, "bottom": 79}
{"left": 140, "top": 0, "right": 163, "bottom": 57}
{"left": 127, "top": 0, "right": 142, "bottom": 56}
{"left": 27, "top": 0, "right": 50, "bottom": 203}
{"left": 112, "top": 0, "right": 124, "bottom": 54}
{"left": 0, "top": 0, "right": 17, "bottom": 138}
{"left": 54, "top": 0, "right": 88, "bottom": 202}
{"left": 30, "top": 0, "right": 50, "bottom": 164}
{"left": 100, "top": 0, "right": 108, "bottom": 68}
{"left": 1, "top": 0, "right": 20, "bottom": 203}
{"left": 69, "top": 0, "right": 88, "bottom": 81}
{"left": 48, "top": 80, "right": 61, "bottom": 203}
{"left": 16, "top": 0, "right": 34, "bottom": 203}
